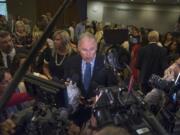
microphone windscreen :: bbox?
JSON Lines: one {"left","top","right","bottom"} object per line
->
{"left": 144, "top": 88, "right": 165, "bottom": 106}
{"left": 58, "top": 107, "right": 69, "bottom": 121}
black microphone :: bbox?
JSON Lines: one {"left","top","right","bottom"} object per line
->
{"left": 71, "top": 73, "right": 79, "bottom": 84}
{"left": 144, "top": 88, "right": 164, "bottom": 106}
{"left": 58, "top": 107, "right": 69, "bottom": 121}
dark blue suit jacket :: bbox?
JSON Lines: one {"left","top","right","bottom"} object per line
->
{"left": 64, "top": 54, "right": 117, "bottom": 126}
{"left": 136, "top": 43, "right": 168, "bottom": 84}
{"left": 64, "top": 54, "right": 117, "bottom": 99}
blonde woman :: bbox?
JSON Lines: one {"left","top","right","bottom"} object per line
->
{"left": 43, "top": 30, "right": 77, "bottom": 80}
{"left": 12, "top": 20, "right": 32, "bottom": 49}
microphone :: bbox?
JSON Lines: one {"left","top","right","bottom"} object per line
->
{"left": 66, "top": 73, "right": 80, "bottom": 113}
{"left": 71, "top": 73, "right": 79, "bottom": 84}
{"left": 144, "top": 88, "right": 165, "bottom": 105}
{"left": 66, "top": 71, "right": 79, "bottom": 84}
{"left": 144, "top": 88, "right": 165, "bottom": 114}
{"left": 57, "top": 107, "right": 70, "bottom": 121}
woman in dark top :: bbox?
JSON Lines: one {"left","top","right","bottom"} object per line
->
{"left": 43, "top": 30, "right": 77, "bottom": 80}
{"left": 12, "top": 20, "right": 32, "bottom": 50}
{"left": 162, "top": 32, "right": 173, "bottom": 53}
{"left": 168, "top": 38, "right": 180, "bottom": 65}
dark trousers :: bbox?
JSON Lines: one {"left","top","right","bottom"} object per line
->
{"left": 140, "top": 82, "right": 152, "bottom": 95}
{"left": 69, "top": 105, "right": 92, "bottom": 127}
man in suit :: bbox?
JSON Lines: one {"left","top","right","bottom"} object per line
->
{"left": 136, "top": 30, "right": 168, "bottom": 94}
{"left": 75, "top": 20, "right": 86, "bottom": 41}
{"left": 0, "top": 31, "right": 16, "bottom": 69}
{"left": 65, "top": 32, "right": 117, "bottom": 126}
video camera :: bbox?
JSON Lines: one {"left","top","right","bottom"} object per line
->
{"left": 103, "top": 29, "right": 130, "bottom": 71}
{"left": 23, "top": 74, "right": 67, "bottom": 107}
{"left": 149, "top": 73, "right": 180, "bottom": 104}
{"left": 103, "top": 29, "right": 129, "bottom": 45}
{"left": 102, "top": 28, "right": 131, "bottom": 72}
{"left": 93, "top": 86, "right": 168, "bottom": 135}
{"left": 14, "top": 74, "right": 71, "bottom": 135}
{"left": 148, "top": 74, "right": 180, "bottom": 134}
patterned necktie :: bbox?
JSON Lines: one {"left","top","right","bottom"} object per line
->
{"left": 84, "top": 63, "right": 91, "bottom": 91}
{"left": 6, "top": 55, "right": 11, "bottom": 68}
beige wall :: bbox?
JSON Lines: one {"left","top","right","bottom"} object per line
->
{"left": 88, "top": 1, "right": 180, "bottom": 33}
{"left": 7, "top": 0, "right": 81, "bottom": 27}
{"left": 7, "top": 0, "right": 37, "bottom": 26}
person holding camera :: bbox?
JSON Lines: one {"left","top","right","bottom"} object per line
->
{"left": 0, "top": 67, "right": 33, "bottom": 135}
{"left": 145, "top": 58, "right": 180, "bottom": 106}
{"left": 0, "top": 118, "right": 16, "bottom": 135}
{"left": 0, "top": 67, "right": 32, "bottom": 119}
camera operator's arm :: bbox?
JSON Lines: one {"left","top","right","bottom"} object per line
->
{"left": 145, "top": 58, "right": 180, "bottom": 114}
{"left": 0, "top": 119, "right": 16, "bottom": 135}
{"left": 68, "top": 121, "right": 80, "bottom": 135}
{"left": 163, "top": 58, "right": 180, "bottom": 81}
{"left": 164, "top": 63, "right": 176, "bottom": 81}
{"left": 43, "top": 62, "right": 53, "bottom": 80}
{"left": 94, "top": 126, "right": 131, "bottom": 135}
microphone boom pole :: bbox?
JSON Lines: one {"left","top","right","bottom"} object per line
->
{"left": 0, "top": 0, "right": 72, "bottom": 111}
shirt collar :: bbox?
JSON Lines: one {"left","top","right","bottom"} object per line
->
{"left": 82, "top": 55, "right": 96, "bottom": 65}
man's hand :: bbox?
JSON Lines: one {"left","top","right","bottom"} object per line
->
{"left": 79, "top": 96, "right": 96, "bottom": 107}
{"left": 68, "top": 121, "right": 80, "bottom": 135}
{"left": 0, "top": 119, "right": 16, "bottom": 135}
{"left": 87, "top": 97, "right": 96, "bottom": 107}
{"left": 164, "top": 58, "right": 180, "bottom": 81}
{"left": 79, "top": 96, "right": 86, "bottom": 105}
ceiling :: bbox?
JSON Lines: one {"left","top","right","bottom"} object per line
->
{"left": 89, "top": 0, "right": 180, "bottom": 5}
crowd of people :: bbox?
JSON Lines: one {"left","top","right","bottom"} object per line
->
{"left": 0, "top": 12, "right": 180, "bottom": 135}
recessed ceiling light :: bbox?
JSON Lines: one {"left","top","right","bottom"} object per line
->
{"left": 130, "top": 0, "right": 134, "bottom": 2}
{"left": 153, "top": 0, "right": 156, "bottom": 2}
